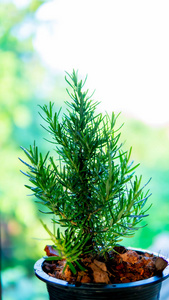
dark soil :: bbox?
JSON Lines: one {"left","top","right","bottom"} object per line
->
{"left": 43, "top": 245, "right": 168, "bottom": 285}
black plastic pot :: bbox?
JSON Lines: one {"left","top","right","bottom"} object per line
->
{"left": 34, "top": 249, "right": 169, "bottom": 300}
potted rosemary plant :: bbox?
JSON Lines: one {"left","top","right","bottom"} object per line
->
{"left": 20, "top": 70, "right": 169, "bottom": 300}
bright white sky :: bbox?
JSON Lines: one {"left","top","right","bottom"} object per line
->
{"left": 34, "top": 0, "right": 169, "bottom": 127}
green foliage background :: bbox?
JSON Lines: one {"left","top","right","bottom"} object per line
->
{"left": 1, "top": 1, "right": 169, "bottom": 299}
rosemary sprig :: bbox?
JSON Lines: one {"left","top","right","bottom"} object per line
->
{"left": 20, "top": 69, "right": 151, "bottom": 265}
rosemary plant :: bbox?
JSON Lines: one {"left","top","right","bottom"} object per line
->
{"left": 20, "top": 70, "right": 151, "bottom": 273}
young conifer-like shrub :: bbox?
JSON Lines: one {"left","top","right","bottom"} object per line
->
{"left": 20, "top": 70, "right": 151, "bottom": 273}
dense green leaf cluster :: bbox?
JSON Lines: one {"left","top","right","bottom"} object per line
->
{"left": 20, "top": 70, "right": 151, "bottom": 266}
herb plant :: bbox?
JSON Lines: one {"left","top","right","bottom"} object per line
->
{"left": 20, "top": 70, "right": 151, "bottom": 273}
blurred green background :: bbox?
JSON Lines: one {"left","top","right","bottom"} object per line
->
{"left": 1, "top": 1, "right": 169, "bottom": 299}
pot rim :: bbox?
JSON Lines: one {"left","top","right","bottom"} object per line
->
{"left": 34, "top": 247, "right": 169, "bottom": 290}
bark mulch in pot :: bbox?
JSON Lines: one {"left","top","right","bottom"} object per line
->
{"left": 43, "top": 245, "right": 168, "bottom": 285}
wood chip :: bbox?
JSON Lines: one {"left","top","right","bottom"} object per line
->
{"left": 89, "top": 263, "right": 110, "bottom": 284}
{"left": 155, "top": 257, "right": 168, "bottom": 272}
{"left": 120, "top": 250, "right": 139, "bottom": 264}
{"left": 93, "top": 259, "right": 107, "bottom": 272}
